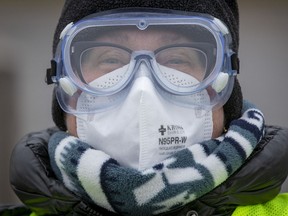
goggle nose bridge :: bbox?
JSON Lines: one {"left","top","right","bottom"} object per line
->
{"left": 130, "top": 51, "right": 158, "bottom": 78}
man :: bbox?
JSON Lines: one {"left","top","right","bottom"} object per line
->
{"left": 5, "top": 0, "right": 288, "bottom": 215}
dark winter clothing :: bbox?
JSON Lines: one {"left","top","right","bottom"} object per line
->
{"left": 5, "top": 125, "right": 288, "bottom": 216}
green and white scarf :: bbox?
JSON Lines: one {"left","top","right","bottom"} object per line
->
{"left": 48, "top": 101, "right": 265, "bottom": 215}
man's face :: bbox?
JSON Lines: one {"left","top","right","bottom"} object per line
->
{"left": 66, "top": 28, "right": 224, "bottom": 138}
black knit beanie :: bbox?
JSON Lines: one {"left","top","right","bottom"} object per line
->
{"left": 51, "top": 0, "right": 242, "bottom": 131}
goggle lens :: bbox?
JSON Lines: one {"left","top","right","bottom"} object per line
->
{"left": 50, "top": 10, "right": 237, "bottom": 113}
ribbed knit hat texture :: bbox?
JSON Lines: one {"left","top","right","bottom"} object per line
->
{"left": 51, "top": 0, "right": 242, "bottom": 131}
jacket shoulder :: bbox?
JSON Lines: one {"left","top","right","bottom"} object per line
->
{"left": 10, "top": 127, "right": 60, "bottom": 187}
{"left": 232, "top": 193, "right": 288, "bottom": 216}
{"left": 220, "top": 125, "right": 288, "bottom": 202}
{"left": 10, "top": 127, "right": 80, "bottom": 215}
{"left": 220, "top": 125, "right": 288, "bottom": 203}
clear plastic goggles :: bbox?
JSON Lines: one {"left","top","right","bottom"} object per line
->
{"left": 47, "top": 9, "right": 239, "bottom": 114}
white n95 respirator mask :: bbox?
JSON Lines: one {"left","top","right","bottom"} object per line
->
{"left": 76, "top": 64, "right": 213, "bottom": 170}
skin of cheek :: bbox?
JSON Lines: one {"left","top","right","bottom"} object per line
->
{"left": 65, "top": 107, "right": 224, "bottom": 138}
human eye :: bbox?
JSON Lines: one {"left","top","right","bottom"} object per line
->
{"left": 101, "top": 57, "right": 123, "bottom": 65}
{"left": 157, "top": 52, "right": 192, "bottom": 71}
{"left": 81, "top": 47, "right": 130, "bottom": 75}
{"left": 95, "top": 55, "right": 130, "bottom": 79}
{"left": 156, "top": 47, "right": 207, "bottom": 77}
{"left": 162, "top": 56, "right": 189, "bottom": 66}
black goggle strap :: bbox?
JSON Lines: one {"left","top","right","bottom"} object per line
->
{"left": 46, "top": 60, "right": 57, "bottom": 85}
{"left": 45, "top": 59, "right": 87, "bottom": 85}
{"left": 231, "top": 53, "right": 240, "bottom": 74}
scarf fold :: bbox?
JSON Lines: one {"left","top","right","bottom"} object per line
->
{"left": 48, "top": 101, "right": 265, "bottom": 216}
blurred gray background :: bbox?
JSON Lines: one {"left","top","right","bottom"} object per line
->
{"left": 0, "top": 0, "right": 288, "bottom": 204}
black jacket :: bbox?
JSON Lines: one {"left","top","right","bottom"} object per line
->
{"left": 5, "top": 125, "right": 288, "bottom": 216}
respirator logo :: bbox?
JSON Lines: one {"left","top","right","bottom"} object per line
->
{"left": 158, "top": 125, "right": 188, "bottom": 148}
